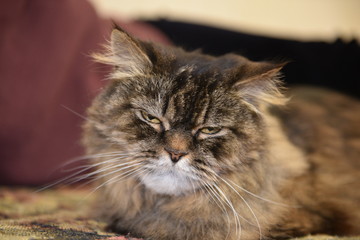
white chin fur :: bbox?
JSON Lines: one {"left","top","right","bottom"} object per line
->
{"left": 140, "top": 156, "right": 197, "bottom": 196}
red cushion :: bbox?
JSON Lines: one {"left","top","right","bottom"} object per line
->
{"left": 0, "top": 0, "right": 170, "bottom": 185}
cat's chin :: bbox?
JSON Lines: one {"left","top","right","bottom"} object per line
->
{"left": 139, "top": 170, "right": 198, "bottom": 196}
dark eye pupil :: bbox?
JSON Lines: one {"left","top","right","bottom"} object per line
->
{"left": 200, "top": 127, "right": 221, "bottom": 135}
{"left": 140, "top": 111, "right": 161, "bottom": 124}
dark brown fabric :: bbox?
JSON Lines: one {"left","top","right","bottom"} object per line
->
{"left": 0, "top": 0, "right": 170, "bottom": 185}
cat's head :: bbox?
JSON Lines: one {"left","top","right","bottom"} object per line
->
{"left": 84, "top": 28, "right": 286, "bottom": 196}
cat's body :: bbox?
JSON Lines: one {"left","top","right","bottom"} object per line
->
{"left": 83, "top": 28, "right": 360, "bottom": 240}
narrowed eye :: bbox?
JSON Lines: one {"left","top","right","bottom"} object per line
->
{"left": 141, "top": 111, "right": 161, "bottom": 124}
{"left": 199, "top": 127, "right": 222, "bottom": 135}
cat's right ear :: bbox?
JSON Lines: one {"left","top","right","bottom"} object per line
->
{"left": 93, "top": 28, "right": 152, "bottom": 78}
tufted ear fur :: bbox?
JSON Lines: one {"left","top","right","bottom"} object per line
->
{"left": 93, "top": 28, "right": 152, "bottom": 79}
{"left": 234, "top": 62, "right": 288, "bottom": 110}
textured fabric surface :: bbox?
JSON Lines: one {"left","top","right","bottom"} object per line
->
{"left": 0, "top": 187, "right": 359, "bottom": 240}
{"left": 0, "top": 187, "right": 140, "bottom": 240}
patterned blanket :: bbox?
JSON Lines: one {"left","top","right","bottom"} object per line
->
{"left": 0, "top": 187, "right": 358, "bottom": 240}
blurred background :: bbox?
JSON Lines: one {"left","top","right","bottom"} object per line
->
{"left": 89, "top": 0, "right": 360, "bottom": 42}
{"left": 1, "top": 0, "right": 359, "bottom": 186}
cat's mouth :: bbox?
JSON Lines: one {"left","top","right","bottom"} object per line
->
{"left": 139, "top": 155, "right": 201, "bottom": 196}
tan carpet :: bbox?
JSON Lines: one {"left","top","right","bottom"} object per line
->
{"left": 0, "top": 187, "right": 358, "bottom": 240}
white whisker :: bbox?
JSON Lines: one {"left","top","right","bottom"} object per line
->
{"left": 86, "top": 167, "right": 147, "bottom": 198}
{"left": 35, "top": 155, "right": 141, "bottom": 192}
{"left": 68, "top": 160, "right": 143, "bottom": 187}
{"left": 187, "top": 175, "right": 198, "bottom": 196}
{"left": 219, "top": 176, "right": 262, "bottom": 239}
{"left": 61, "top": 105, "right": 92, "bottom": 122}
{"left": 201, "top": 181, "right": 232, "bottom": 240}
{"left": 227, "top": 178, "right": 298, "bottom": 208}
{"left": 212, "top": 184, "right": 242, "bottom": 239}
{"left": 90, "top": 162, "right": 144, "bottom": 182}
{"left": 61, "top": 155, "right": 133, "bottom": 172}
{"left": 103, "top": 167, "right": 147, "bottom": 187}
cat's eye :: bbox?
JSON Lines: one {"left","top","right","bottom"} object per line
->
{"left": 199, "top": 127, "right": 222, "bottom": 135}
{"left": 141, "top": 111, "right": 161, "bottom": 124}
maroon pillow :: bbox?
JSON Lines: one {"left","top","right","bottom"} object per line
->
{"left": 0, "top": 0, "right": 170, "bottom": 185}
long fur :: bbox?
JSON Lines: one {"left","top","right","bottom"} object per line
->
{"left": 82, "top": 29, "right": 360, "bottom": 240}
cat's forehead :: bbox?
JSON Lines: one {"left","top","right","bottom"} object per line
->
{"left": 122, "top": 51, "right": 257, "bottom": 128}
{"left": 129, "top": 66, "right": 240, "bottom": 129}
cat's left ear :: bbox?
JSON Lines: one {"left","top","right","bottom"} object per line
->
{"left": 233, "top": 62, "right": 288, "bottom": 108}
{"left": 93, "top": 27, "right": 152, "bottom": 78}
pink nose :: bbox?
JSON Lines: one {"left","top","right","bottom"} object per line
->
{"left": 164, "top": 147, "right": 188, "bottom": 163}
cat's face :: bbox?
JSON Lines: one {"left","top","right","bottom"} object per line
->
{"left": 84, "top": 29, "right": 285, "bottom": 196}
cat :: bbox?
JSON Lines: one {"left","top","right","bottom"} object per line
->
{"left": 82, "top": 27, "right": 360, "bottom": 240}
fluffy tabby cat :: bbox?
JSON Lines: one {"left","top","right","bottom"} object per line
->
{"left": 82, "top": 28, "right": 360, "bottom": 240}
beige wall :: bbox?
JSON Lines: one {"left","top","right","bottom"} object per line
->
{"left": 89, "top": 0, "right": 360, "bottom": 42}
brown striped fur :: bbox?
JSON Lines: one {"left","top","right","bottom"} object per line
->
{"left": 82, "top": 28, "right": 360, "bottom": 240}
